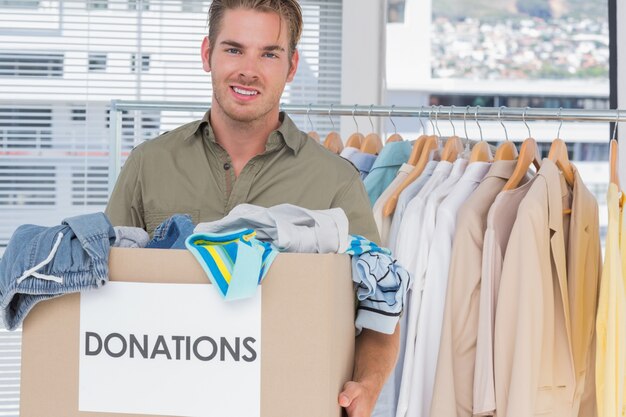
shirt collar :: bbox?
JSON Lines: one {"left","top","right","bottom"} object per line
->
{"left": 370, "top": 140, "right": 413, "bottom": 169}
{"left": 483, "top": 159, "right": 517, "bottom": 181}
{"left": 186, "top": 110, "right": 306, "bottom": 155}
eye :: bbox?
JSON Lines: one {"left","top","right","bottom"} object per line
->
{"left": 263, "top": 52, "right": 278, "bottom": 59}
{"left": 225, "top": 48, "right": 241, "bottom": 54}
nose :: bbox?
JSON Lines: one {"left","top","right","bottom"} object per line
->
{"left": 238, "top": 55, "right": 259, "bottom": 84}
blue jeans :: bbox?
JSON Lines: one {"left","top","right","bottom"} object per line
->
{"left": 146, "top": 214, "right": 196, "bottom": 249}
{"left": 0, "top": 213, "right": 115, "bottom": 330}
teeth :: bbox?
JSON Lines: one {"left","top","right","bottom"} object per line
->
{"left": 233, "top": 87, "right": 258, "bottom": 96}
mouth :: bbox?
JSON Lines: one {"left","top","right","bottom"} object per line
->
{"left": 230, "top": 85, "right": 260, "bottom": 99}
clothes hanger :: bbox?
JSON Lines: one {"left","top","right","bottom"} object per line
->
{"left": 305, "top": 104, "right": 320, "bottom": 143}
{"left": 439, "top": 105, "right": 464, "bottom": 162}
{"left": 323, "top": 104, "right": 343, "bottom": 154}
{"left": 345, "top": 105, "right": 364, "bottom": 149}
{"left": 468, "top": 105, "right": 493, "bottom": 163}
{"left": 502, "top": 107, "right": 541, "bottom": 191}
{"left": 360, "top": 105, "right": 383, "bottom": 154}
{"left": 494, "top": 105, "right": 518, "bottom": 161}
{"left": 360, "top": 105, "right": 383, "bottom": 155}
{"left": 382, "top": 106, "right": 438, "bottom": 217}
{"left": 386, "top": 105, "right": 403, "bottom": 143}
{"left": 547, "top": 107, "right": 575, "bottom": 187}
{"left": 610, "top": 110, "right": 621, "bottom": 189}
{"left": 406, "top": 106, "right": 428, "bottom": 166}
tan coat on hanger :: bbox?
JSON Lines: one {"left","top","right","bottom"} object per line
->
{"left": 493, "top": 159, "right": 600, "bottom": 417}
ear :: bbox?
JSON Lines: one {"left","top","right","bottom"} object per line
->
{"left": 201, "top": 36, "right": 211, "bottom": 72}
{"left": 286, "top": 48, "right": 299, "bottom": 83}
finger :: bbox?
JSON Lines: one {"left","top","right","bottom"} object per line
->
{"left": 338, "top": 381, "right": 362, "bottom": 408}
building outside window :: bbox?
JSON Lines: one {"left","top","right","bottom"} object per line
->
{"left": 88, "top": 53, "right": 107, "bottom": 72}
{"left": 130, "top": 53, "right": 150, "bottom": 72}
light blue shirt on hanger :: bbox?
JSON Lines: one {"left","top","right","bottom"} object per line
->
{"left": 363, "top": 140, "right": 413, "bottom": 206}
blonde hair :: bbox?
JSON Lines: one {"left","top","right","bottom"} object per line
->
{"left": 208, "top": 0, "right": 303, "bottom": 60}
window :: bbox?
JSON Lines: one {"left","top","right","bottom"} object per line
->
{"left": 0, "top": 0, "right": 39, "bottom": 8}
{"left": 128, "top": 0, "right": 150, "bottom": 10}
{"left": 181, "top": 0, "right": 206, "bottom": 12}
{"left": 388, "top": 0, "right": 406, "bottom": 23}
{"left": 0, "top": 53, "right": 63, "bottom": 78}
{"left": 0, "top": 108, "right": 52, "bottom": 149}
{"left": 131, "top": 53, "right": 150, "bottom": 72}
{"left": 87, "top": 0, "right": 108, "bottom": 10}
{"left": 88, "top": 53, "right": 107, "bottom": 72}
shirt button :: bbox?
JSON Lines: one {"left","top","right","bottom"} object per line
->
{"left": 223, "top": 163, "right": 231, "bottom": 170}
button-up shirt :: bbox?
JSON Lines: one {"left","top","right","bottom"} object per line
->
{"left": 105, "top": 111, "right": 379, "bottom": 243}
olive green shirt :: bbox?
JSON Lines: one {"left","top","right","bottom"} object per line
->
{"left": 105, "top": 111, "right": 380, "bottom": 244}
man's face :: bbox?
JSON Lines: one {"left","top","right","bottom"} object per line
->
{"left": 201, "top": 8, "right": 299, "bottom": 125}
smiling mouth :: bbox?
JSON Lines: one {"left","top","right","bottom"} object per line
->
{"left": 231, "top": 86, "right": 259, "bottom": 96}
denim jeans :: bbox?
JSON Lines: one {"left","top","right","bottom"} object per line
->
{"left": 0, "top": 213, "right": 115, "bottom": 330}
{"left": 146, "top": 214, "right": 196, "bottom": 249}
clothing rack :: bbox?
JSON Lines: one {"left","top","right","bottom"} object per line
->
{"left": 110, "top": 100, "right": 626, "bottom": 123}
{"left": 108, "top": 100, "right": 625, "bottom": 190}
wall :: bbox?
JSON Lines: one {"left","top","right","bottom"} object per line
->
{"left": 340, "top": 0, "right": 386, "bottom": 139}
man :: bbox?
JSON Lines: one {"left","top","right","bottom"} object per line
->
{"left": 105, "top": 1, "right": 399, "bottom": 416}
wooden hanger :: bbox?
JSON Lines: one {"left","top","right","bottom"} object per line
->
{"left": 547, "top": 111, "right": 574, "bottom": 186}
{"left": 385, "top": 107, "right": 403, "bottom": 143}
{"left": 346, "top": 132, "right": 364, "bottom": 148}
{"left": 470, "top": 140, "right": 493, "bottom": 163}
{"left": 406, "top": 107, "right": 429, "bottom": 165}
{"left": 305, "top": 105, "right": 320, "bottom": 143}
{"left": 323, "top": 131, "right": 343, "bottom": 154}
{"left": 494, "top": 141, "right": 518, "bottom": 160}
{"left": 361, "top": 132, "right": 383, "bottom": 154}
{"left": 386, "top": 133, "right": 403, "bottom": 143}
{"left": 610, "top": 114, "right": 620, "bottom": 189}
{"left": 383, "top": 135, "right": 438, "bottom": 216}
{"left": 548, "top": 138, "right": 574, "bottom": 187}
{"left": 440, "top": 136, "right": 464, "bottom": 162}
{"left": 610, "top": 138, "right": 620, "bottom": 189}
{"left": 495, "top": 107, "right": 518, "bottom": 161}
{"left": 407, "top": 135, "right": 428, "bottom": 165}
{"left": 307, "top": 131, "right": 320, "bottom": 143}
{"left": 360, "top": 105, "right": 383, "bottom": 155}
{"left": 346, "top": 106, "right": 364, "bottom": 148}
{"left": 502, "top": 137, "right": 541, "bottom": 191}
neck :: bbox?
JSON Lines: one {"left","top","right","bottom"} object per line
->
{"left": 210, "top": 106, "right": 282, "bottom": 176}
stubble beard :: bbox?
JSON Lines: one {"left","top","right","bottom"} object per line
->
{"left": 212, "top": 81, "right": 277, "bottom": 128}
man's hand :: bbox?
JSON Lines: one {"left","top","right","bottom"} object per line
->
{"left": 338, "top": 380, "right": 378, "bottom": 417}
{"left": 338, "top": 325, "right": 400, "bottom": 417}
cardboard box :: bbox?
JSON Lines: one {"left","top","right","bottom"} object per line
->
{"left": 20, "top": 248, "right": 355, "bottom": 417}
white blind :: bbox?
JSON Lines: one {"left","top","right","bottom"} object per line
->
{"left": 0, "top": 1, "right": 343, "bottom": 415}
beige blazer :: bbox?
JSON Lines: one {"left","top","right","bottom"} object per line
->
{"left": 493, "top": 159, "right": 600, "bottom": 417}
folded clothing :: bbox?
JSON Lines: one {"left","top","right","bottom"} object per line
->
{"left": 185, "top": 229, "right": 278, "bottom": 301}
{"left": 0, "top": 213, "right": 115, "bottom": 330}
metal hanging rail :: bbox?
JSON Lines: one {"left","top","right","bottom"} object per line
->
{"left": 110, "top": 100, "right": 626, "bottom": 123}
{"left": 108, "top": 100, "right": 624, "bottom": 192}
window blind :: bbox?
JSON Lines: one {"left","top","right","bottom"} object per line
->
{"left": 0, "top": 1, "right": 343, "bottom": 415}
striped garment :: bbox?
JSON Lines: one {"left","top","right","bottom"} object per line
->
{"left": 185, "top": 229, "right": 278, "bottom": 301}
{"left": 347, "top": 235, "right": 411, "bottom": 335}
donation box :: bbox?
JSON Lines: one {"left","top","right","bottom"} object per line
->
{"left": 20, "top": 248, "right": 355, "bottom": 417}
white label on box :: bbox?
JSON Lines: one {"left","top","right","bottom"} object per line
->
{"left": 79, "top": 281, "right": 261, "bottom": 417}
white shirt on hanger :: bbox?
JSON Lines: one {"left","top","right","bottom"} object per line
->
{"left": 405, "top": 161, "right": 492, "bottom": 417}
{"left": 394, "top": 160, "right": 454, "bottom": 417}
{"left": 372, "top": 160, "right": 438, "bottom": 417}
{"left": 372, "top": 163, "right": 415, "bottom": 246}
{"left": 387, "top": 160, "right": 439, "bottom": 255}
